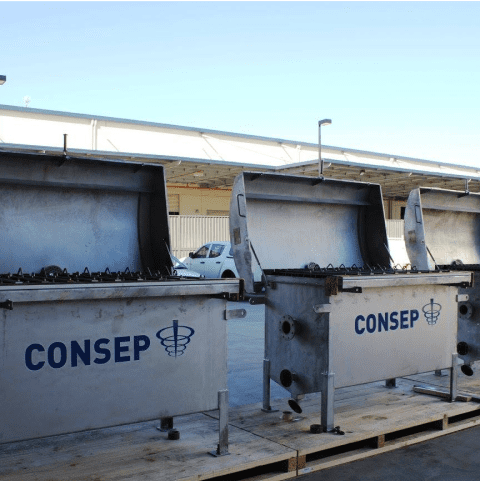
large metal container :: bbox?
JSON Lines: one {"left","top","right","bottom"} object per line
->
{"left": 0, "top": 150, "right": 241, "bottom": 445}
{"left": 230, "top": 172, "right": 471, "bottom": 432}
{"left": 404, "top": 187, "right": 480, "bottom": 376}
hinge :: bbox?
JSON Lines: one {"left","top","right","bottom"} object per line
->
{"left": 341, "top": 287, "right": 363, "bottom": 294}
{"left": 325, "top": 277, "right": 362, "bottom": 296}
{"left": 325, "top": 277, "right": 339, "bottom": 296}
{"left": 0, "top": 299, "right": 13, "bottom": 310}
{"left": 212, "top": 292, "right": 240, "bottom": 301}
{"left": 248, "top": 294, "right": 266, "bottom": 305}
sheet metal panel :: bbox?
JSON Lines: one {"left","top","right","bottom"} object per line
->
{"left": 265, "top": 275, "right": 460, "bottom": 396}
{"left": 0, "top": 151, "right": 172, "bottom": 275}
{"left": 0, "top": 293, "right": 228, "bottom": 444}
{"left": 230, "top": 172, "right": 390, "bottom": 295}
{"left": 405, "top": 187, "right": 480, "bottom": 269}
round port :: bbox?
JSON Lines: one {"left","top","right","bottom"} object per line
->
{"left": 280, "top": 369, "right": 293, "bottom": 388}
{"left": 461, "top": 364, "right": 474, "bottom": 377}
{"left": 458, "top": 302, "right": 474, "bottom": 319}
{"left": 280, "top": 315, "right": 296, "bottom": 340}
{"left": 288, "top": 399, "right": 303, "bottom": 414}
{"left": 457, "top": 341, "right": 469, "bottom": 356}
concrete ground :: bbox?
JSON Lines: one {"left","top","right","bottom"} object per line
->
{"left": 298, "top": 426, "right": 480, "bottom": 481}
{"left": 227, "top": 301, "right": 480, "bottom": 481}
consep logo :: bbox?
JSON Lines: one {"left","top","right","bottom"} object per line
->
{"left": 355, "top": 309, "right": 420, "bottom": 335}
{"left": 24, "top": 320, "right": 195, "bottom": 371}
{"left": 156, "top": 320, "right": 195, "bottom": 357}
{"left": 423, "top": 299, "right": 441, "bottom": 325}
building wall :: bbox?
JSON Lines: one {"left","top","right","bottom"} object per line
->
{"left": 167, "top": 185, "right": 231, "bottom": 216}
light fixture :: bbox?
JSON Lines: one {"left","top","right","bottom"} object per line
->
{"left": 318, "top": 119, "right": 332, "bottom": 176}
{"left": 0, "top": 75, "right": 6, "bottom": 85}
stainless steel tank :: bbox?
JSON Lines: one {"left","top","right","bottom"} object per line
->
{"left": 230, "top": 172, "right": 471, "bottom": 432}
{"left": 0, "top": 150, "right": 242, "bottom": 448}
{"left": 404, "top": 187, "right": 480, "bottom": 377}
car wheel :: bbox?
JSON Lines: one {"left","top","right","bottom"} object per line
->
{"left": 221, "top": 270, "right": 236, "bottom": 278}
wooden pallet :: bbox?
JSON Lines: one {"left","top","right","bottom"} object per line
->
{"left": 210, "top": 371, "right": 480, "bottom": 477}
{"left": 0, "top": 413, "right": 296, "bottom": 481}
{"left": 2, "top": 371, "right": 480, "bottom": 481}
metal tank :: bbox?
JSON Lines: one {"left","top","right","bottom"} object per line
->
{"left": 230, "top": 172, "right": 471, "bottom": 433}
{"left": 404, "top": 187, "right": 480, "bottom": 377}
{"left": 0, "top": 149, "right": 242, "bottom": 451}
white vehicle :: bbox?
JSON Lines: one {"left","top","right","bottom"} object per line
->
{"left": 171, "top": 254, "right": 202, "bottom": 278}
{"left": 182, "top": 241, "right": 239, "bottom": 278}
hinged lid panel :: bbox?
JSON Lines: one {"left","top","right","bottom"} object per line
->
{"left": 230, "top": 172, "right": 390, "bottom": 294}
{"left": 405, "top": 187, "right": 480, "bottom": 270}
{"left": 0, "top": 151, "right": 172, "bottom": 275}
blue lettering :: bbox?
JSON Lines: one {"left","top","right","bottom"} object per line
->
{"left": 71, "top": 340, "right": 91, "bottom": 367}
{"left": 366, "top": 314, "right": 376, "bottom": 333}
{"left": 94, "top": 338, "right": 111, "bottom": 364}
{"left": 115, "top": 336, "right": 130, "bottom": 362}
{"left": 390, "top": 311, "right": 399, "bottom": 330}
{"left": 400, "top": 310, "right": 409, "bottom": 329}
{"left": 378, "top": 313, "right": 388, "bottom": 332}
{"left": 355, "top": 315, "right": 365, "bottom": 334}
{"left": 25, "top": 343, "right": 45, "bottom": 371}
{"left": 48, "top": 342, "right": 67, "bottom": 369}
{"left": 134, "top": 335, "right": 150, "bottom": 361}
{"left": 410, "top": 309, "right": 419, "bottom": 328}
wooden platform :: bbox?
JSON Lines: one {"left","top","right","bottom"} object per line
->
{"left": 2, "top": 370, "right": 480, "bottom": 481}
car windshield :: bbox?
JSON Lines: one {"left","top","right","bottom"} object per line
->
{"left": 171, "top": 255, "right": 187, "bottom": 269}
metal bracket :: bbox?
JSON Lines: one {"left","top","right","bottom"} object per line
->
{"left": 456, "top": 294, "right": 469, "bottom": 302}
{"left": 0, "top": 300, "right": 13, "bottom": 310}
{"left": 457, "top": 179, "right": 471, "bottom": 198}
{"left": 224, "top": 308, "right": 247, "bottom": 320}
{"left": 313, "top": 304, "right": 332, "bottom": 314}
{"left": 311, "top": 176, "right": 325, "bottom": 185}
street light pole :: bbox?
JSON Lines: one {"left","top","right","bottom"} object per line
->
{"left": 318, "top": 119, "right": 332, "bottom": 177}
{"left": 0, "top": 75, "right": 6, "bottom": 85}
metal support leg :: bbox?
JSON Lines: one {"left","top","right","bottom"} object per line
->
{"left": 156, "top": 416, "right": 174, "bottom": 432}
{"left": 209, "top": 389, "right": 229, "bottom": 456}
{"left": 385, "top": 378, "right": 396, "bottom": 388}
{"left": 450, "top": 353, "right": 458, "bottom": 403}
{"left": 262, "top": 359, "right": 278, "bottom": 412}
{"left": 321, "top": 371, "right": 335, "bottom": 432}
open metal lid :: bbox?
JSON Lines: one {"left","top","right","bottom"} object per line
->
{"left": 0, "top": 150, "right": 172, "bottom": 275}
{"left": 230, "top": 172, "right": 390, "bottom": 295}
{"left": 405, "top": 187, "right": 480, "bottom": 270}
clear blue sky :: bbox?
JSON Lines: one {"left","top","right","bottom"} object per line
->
{"left": 1, "top": 2, "right": 479, "bottom": 166}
